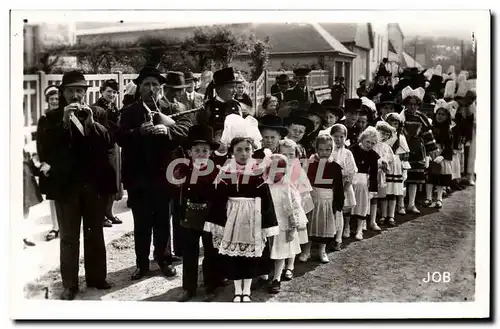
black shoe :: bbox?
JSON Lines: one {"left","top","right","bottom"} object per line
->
{"left": 131, "top": 268, "right": 149, "bottom": 281}
{"left": 60, "top": 288, "right": 78, "bottom": 300}
{"left": 109, "top": 216, "right": 123, "bottom": 224}
{"left": 178, "top": 291, "right": 195, "bottom": 302}
{"left": 87, "top": 281, "right": 112, "bottom": 290}
{"left": 23, "top": 238, "right": 36, "bottom": 247}
{"left": 268, "top": 280, "right": 281, "bottom": 294}
{"left": 204, "top": 291, "right": 217, "bottom": 302}
{"left": 160, "top": 264, "right": 177, "bottom": 277}
{"left": 103, "top": 219, "right": 113, "bottom": 228}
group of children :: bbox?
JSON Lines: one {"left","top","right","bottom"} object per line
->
{"left": 161, "top": 75, "right": 477, "bottom": 303}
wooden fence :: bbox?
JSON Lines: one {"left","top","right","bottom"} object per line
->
{"left": 23, "top": 70, "right": 331, "bottom": 132}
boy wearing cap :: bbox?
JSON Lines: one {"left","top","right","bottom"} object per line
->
{"left": 337, "top": 98, "right": 363, "bottom": 147}
{"left": 174, "top": 125, "right": 224, "bottom": 302}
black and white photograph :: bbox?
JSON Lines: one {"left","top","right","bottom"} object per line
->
{"left": 8, "top": 9, "right": 490, "bottom": 320}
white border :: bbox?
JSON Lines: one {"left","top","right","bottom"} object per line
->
{"left": 8, "top": 9, "right": 490, "bottom": 321}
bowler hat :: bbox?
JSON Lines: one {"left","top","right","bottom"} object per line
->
{"left": 283, "top": 111, "right": 314, "bottom": 135}
{"left": 134, "top": 66, "right": 167, "bottom": 85}
{"left": 213, "top": 67, "right": 239, "bottom": 86}
{"left": 59, "top": 71, "right": 88, "bottom": 88}
{"left": 276, "top": 74, "right": 290, "bottom": 84}
{"left": 185, "top": 125, "right": 220, "bottom": 150}
{"left": 376, "top": 93, "right": 402, "bottom": 112}
{"left": 344, "top": 98, "right": 362, "bottom": 114}
{"left": 321, "top": 99, "right": 345, "bottom": 119}
{"left": 258, "top": 115, "right": 289, "bottom": 137}
{"left": 165, "top": 71, "right": 189, "bottom": 89}
{"left": 293, "top": 66, "right": 312, "bottom": 77}
{"left": 184, "top": 71, "right": 198, "bottom": 82}
{"left": 308, "top": 102, "right": 328, "bottom": 124}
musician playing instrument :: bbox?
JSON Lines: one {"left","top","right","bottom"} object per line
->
{"left": 116, "top": 66, "right": 192, "bottom": 281}
{"left": 39, "top": 71, "right": 117, "bottom": 300}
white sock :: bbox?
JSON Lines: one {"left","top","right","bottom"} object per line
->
{"left": 388, "top": 199, "right": 397, "bottom": 218}
{"left": 408, "top": 184, "right": 417, "bottom": 207}
{"left": 286, "top": 257, "right": 295, "bottom": 270}
{"left": 370, "top": 203, "right": 378, "bottom": 225}
{"left": 242, "top": 279, "right": 252, "bottom": 296}
{"left": 425, "top": 184, "right": 433, "bottom": 200}
{"left": 436, "top": 186, "right": 444, "bottom": 201}
{"left": 234, "top": 280, "right": 243, "bottom": 295}
{"left": 335, "top": 211, "right": 343, "bottom": 243}
{"left": 274, "top": 259, "right": 285, "bottom": 282}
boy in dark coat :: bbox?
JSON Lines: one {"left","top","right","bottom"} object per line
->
{"left": 174, "top": 125, "right": 225, "bottom": 302}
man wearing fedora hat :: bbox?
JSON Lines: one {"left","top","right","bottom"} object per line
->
{"left": 284, "top": 66, "right": 318, "bottom": 109}
{"left": 180, "top": 71, "right": 204, "bottom": 125}
{"left": 37, "top": 70, "right": 117, "bottom": 300}
{"left": 371, "top": 93, "right": 402, "bottom": 127}
{"left": 116, "top": 66, "right": 192, "bottom": 281}
{"left": 330, "top": 76, "right": 348, "bottom": 108}
{"left": 196, "top": 67, "right": 243, "bottom": 136}
{"left": 272, "top": 74, "right": 292, "bottom": 105}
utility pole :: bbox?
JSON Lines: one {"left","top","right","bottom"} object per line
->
{"left": 461, "top": 39, "right": 464, "bottom": 70}
{"left": 413, "top": 36, "right": 418, "bottom": 67}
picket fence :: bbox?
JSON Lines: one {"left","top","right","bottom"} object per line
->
{"left": 23, "top": 70, "right": 331, "bottom": 133}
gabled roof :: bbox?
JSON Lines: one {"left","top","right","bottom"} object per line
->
{"left": 76, "top": 23, "right": 357, "bottom": 57}
{"left": 319, "top": 23, "right": 372, "bottom": 50}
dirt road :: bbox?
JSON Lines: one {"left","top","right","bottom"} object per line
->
{"left": 24, "top": 187, "right": 475, "bottom": 303}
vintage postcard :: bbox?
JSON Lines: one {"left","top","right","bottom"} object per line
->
{"left": 9, "top": 9, "right": 490, "bottom": 320}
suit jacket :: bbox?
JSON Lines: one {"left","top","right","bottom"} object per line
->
{"left": 35, "top": 107, "right": 117, "bottom": 201}
{"left": 284, "top": 86, "right": 317, "bottom": 109}
{"left": 180, "top": 91, "right": 205, "bottom": 125}
{"left": 116, "top": 100, "right": 192, "bottom": 191}
{"left": 196, "top": 97, "right": 242, "bottom": 131}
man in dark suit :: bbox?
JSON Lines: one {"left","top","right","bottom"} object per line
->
{"left": 272, "top": 74, "right": 291, "bottom": 105}
{"left": 196, "top": 67, "right": 243, "bottom": 136}
{"left": 37, "top": 71, "right": 117, "bottom": 300}
{"left": 180, "top": 71, "right": 205, "bottom": 125}
{"left": 283, "top": 66, "right": 318, "bottom": 109}
{"left": 116, "top": 66, "right": 192, "bottom": 281}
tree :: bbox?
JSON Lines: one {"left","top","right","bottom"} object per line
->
{"left": 190, "top": 26, "right": 251, "bottom": 70}
{"left": 249, "top": 37, "right": 272, "bottom": 81}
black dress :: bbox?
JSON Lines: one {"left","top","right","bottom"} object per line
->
{"left": 204, "top": 165, "right": 279, "bottom": 280}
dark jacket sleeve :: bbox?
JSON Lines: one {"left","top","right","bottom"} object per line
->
{"left": 332, "top": 162, "right": 345, "bottom": 211}
{"left": 88, "top": 121, "right": 113, "bottom": 150}
{"left": 440, "top": 128, "right": 454, "bottom": 161}
{"left": 115, "top": 105, "right": 142, "bottom": 148}
{"left": 166, "top": 110, "right": 191, "bottom": 142}
{"left": 368, "top": 151, "right": 380, "bottom": 192}
{"left": 258, "top": 181, "right": 279, "bottom": 232}
{"left": 36, "top": 115, "right": 48, "bottom": 163}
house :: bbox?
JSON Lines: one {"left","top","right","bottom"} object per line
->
{"left": 77, "top": 22, "right": 358, "bottom": 95}
{"left": 368, "top": 23, "right": 389, "bottom": 82}
{"left": 387, "top": 23, "right": 405, "bottom": 77}
{"left": 319, "top": 23, "right": 373, "bottom": 97}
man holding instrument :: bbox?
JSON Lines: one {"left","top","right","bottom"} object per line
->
{"left": 37, "top": 71, "right": 116, "bottom": 300}
{"left": 116, "top": 66, "right": 192, "bottom": 281}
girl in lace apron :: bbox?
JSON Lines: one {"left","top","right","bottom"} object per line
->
{"left": 204, "top": 136, "right": 279, "bottom": 303}
{"left": 300, "top": 134, "right": 344, "bottom": 263}
{"left": 349, "top": 127, "right": 380, "bottom": 240}
{"left": 326, "top": 124, "right": 358, "bottom": 249}
{"left": 385, "top": 113, "right": 411, "bottom": 216}
{"left": 277, "top": 138, "right": 312, "bottom": 280}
